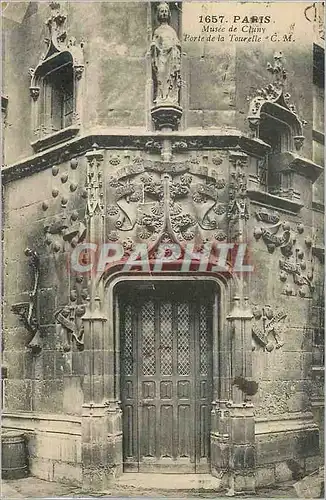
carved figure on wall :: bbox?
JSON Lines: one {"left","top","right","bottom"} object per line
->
{"left": 251, "top": 304, "right": 287, "bottom": 352}
{"left": 54, "top": 304, "right": 85, "bottom": 352}
{"left": 151, "top": 2, "right": 181, "bottom": 106}
{"left": 254, "top": 215, "right": 315, "bottom": 297}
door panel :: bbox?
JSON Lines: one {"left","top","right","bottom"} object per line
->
{"left": 120, "top": 286, "right": 213, "bottom": 473}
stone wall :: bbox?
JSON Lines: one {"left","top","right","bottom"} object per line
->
{"left": 2, "top": 413, "right": 81, "bottom": 485}
{"left": 3, "top": 155, "right": 87, "bottom": 415}
{"left": 2, "top": 0, "right": 324, "bottom": 491}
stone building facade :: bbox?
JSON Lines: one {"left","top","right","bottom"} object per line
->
{"left": 1, "top": 1, "right": 324, "bottom": 494}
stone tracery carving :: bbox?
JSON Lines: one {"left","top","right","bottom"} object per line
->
{"left": 247, "top": 51, "right": 305, "bottom": 145}
{"left": 107, "top": 156, "right": 227, "bottom": 248}
{"left": 29, "top": 2, "right": 84, "bottom": 146}
{"left": 228, "top": 150, "right": 249, "bottom": 223}
{"left": 30, "top": 2, "right": 84, "bottom": 96}
{"left": 85, "top": 145, "right": 105, "bottom": 217}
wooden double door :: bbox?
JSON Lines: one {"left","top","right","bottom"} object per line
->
{"left": 120, "top": 284, "right": 214, "bottom": 473}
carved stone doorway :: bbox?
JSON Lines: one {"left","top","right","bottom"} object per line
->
{"left": 119, "top": 282, "right": 215, "bottom": 473}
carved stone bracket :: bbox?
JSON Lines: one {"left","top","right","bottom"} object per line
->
{"left": 251, "top": 304, "right": 287, "bottom": 352}
{"left": 11, "top": 248, "right": 42, "bottom": 354}
{"left": 151, "top": 105, "right": 183, "bottom": 131}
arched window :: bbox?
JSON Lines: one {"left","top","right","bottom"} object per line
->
{"left": 257, "top": 103, "right": 298, "bottom": 196}
{"left": 247, "top": 53, "right": 305, "bottom": 199}
{"left": 29, "top": 2, "right": 84, "bottom": 151}
{"left": 35, "top": 52, "right": 74, "bottom": 136}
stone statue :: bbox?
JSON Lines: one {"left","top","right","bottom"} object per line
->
{"left": 151, "top": 2, "right": 181, "bottom": 106}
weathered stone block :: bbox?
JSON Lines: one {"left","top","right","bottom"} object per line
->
{"left": 33, "top": 380, "right": 64, "bottom": 413}
{"left": 97, "top": 58, "right": 146, "bottom": 127}
{"left": 305, "top": 455, "right": 322, "bottom": 474}
{"left": 82, "top": 465, "right": 115, "bottom": 492}
{"left": 41, "top": 325, "right": 57, "bottom": 350}
{"left": 230, "top": 417, "right": 255, "bottom": 444}
{"left": 3, "top": 351, "right": 25, "bottom": 379}
{"left": 189, "top": 56, "right": 235, "bottom": 111}
{"left": 35, "top": 434, "right": 62, "bottom": 461}
{"left": 72, "top": 351, "right": 84, "bottom": 376}
{"left": 275, "top": 460, "right": 304, "bottom": 482}
{"left": 211, "top": 438, "right": 229, "bottom": 469}
{"left": 63, "top": 376, "right": 83, "bottom": 415}
{"left": 42, "top": 351, "right": 56, "bottom": 380}
{"left": 53, "top": 462, "right": 82, "bottom": 486}
{"left": 187, "top": 110, "right": 204, "bottom": 128}
{"left": 39, "top": 288, "right": 56, "bottom": 326}
{"left": 287, "top": 391, "right": 310, "bottom": 413}
{"left": 233, "top": 471, "right": 256, "bottom": 493}
{"left": 55, "top": 351, "right": 72, "bottom": 377}
{"left": 231, "top": 445, "right": 255, "bottom": 470}
{"left": 4, "top": 380, "right": 32, "bottom": 411}
{"left": 257, "top": 429, "right": 320, "bottom": 465}
{"left": 202, "top": 110, "right": 237, "bottom": 129}
{"left": 29, "top": 457, "right": 54, "bottom": 482}
{"left": 256, "top": 465, "right": 275, "bottom": 487}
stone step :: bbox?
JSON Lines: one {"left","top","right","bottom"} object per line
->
{"left": 114, "top": 473, "right": 222, "bottom": 491}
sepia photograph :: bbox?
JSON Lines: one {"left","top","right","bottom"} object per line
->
{"left": 1, "top": 1, "right": 324, "bottom": 498}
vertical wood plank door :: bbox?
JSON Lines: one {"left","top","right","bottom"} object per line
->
{"left": 120, "top": 285, "right": 213, "bottom": 473}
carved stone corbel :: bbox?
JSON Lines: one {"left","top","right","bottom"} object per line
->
{"left": 11, "top": 248, "right": 42, "bottom": 354}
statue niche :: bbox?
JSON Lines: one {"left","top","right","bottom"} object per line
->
{"left": 150, "top": 2, "right": 182, "bottom": 130}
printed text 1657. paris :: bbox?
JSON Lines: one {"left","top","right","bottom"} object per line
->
{"left": 198, "top": 15, "right": 271, "bottom": 24}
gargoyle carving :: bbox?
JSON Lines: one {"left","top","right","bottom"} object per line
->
{"left": 251, "top": 304, "right": 286, "bottom": 352}
{"left": 11, "top": 248, "right": 42, "bottom": 354}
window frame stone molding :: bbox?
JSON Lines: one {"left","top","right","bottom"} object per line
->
{"left": 246, "top": 51, "right": 322, "bottom": 211}
{"left": 29, "top": 1, "right": 84, "bottom": 153}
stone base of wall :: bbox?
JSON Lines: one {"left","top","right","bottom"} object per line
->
{"left": 256, "top": 456, "right": 322, "bottom": 488}
{"left": 2, "top": 412, "right": 82, "bottom": 486}
{"left": 255, "top": 412, "right": 322, "bottom": 488}
{"left": 2, "top": 411, "right": 323, "bottom": 491}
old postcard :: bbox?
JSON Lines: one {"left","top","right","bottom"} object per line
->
{"left": 1, "top": 1, "right": 324, "bottom": 498}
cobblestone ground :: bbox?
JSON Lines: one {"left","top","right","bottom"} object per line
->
{"left": 1, "top": 477, "right": 299, "bottom": 499}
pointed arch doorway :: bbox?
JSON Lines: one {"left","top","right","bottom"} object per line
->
{"left": 118, "top": 280, "right": 217, "bottom": 473}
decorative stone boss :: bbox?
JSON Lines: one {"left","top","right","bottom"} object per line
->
{"left": 151, "top": 2, "right": 181, "bottom": 107}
